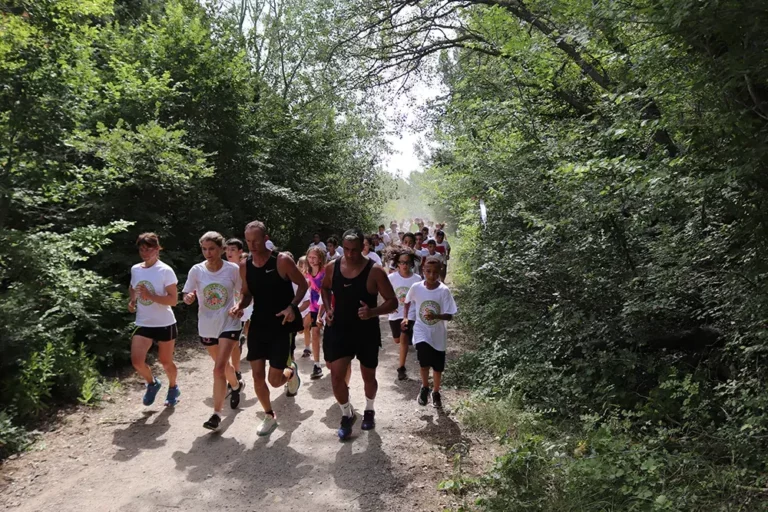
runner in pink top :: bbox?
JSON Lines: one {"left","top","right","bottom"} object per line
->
{"left": 306, "top": 246, "right": 327, "bottom": 379}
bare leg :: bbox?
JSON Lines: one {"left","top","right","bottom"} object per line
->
{"left": 420, "top": 367, "right": 430, "bottom": 388}
{"left": 250, "top": 359, "right": 272, "bottom": 413}
{"left": 328, "top": 357, "right": 352, "bottom": 405}
{"left": 157, "top": 340, "right": 177, "bottom": 387}
{"left": 398, "top": 335, "right": 408, "bottom": 368}
{"left": 311, "top": 325, "right": 321, "bottom": 365}
{"left": 433, "top": 370, "right": 442, "bottom": 393}
{"left": 345, "top": 363, "right": 352, "bottom": 387}
{"left": 303, "top": 315, "right": 311, "bottom": 350}
{"left": 131, "top": 336, "right": 154, "bottom": 383}
{"left": 230, "top": 344, "right": 242, "bottom": 374}
{"left": 267, "top": 366, "right": 291, "bottom": 388}
{"left": 360, "top": 364, "right": 378, "bottom": 401}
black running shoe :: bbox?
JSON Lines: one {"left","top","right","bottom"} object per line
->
{"left": 235, "top": 371, "right": 242, "bottom": 382}
{"left": 310, "top": 364, "right": 323, "bottom": 380}
{"left": 302, "top": 348, "right": 311, "bottom": 358}
{"left": 432, "top": 391, "right": 443, "bottom": 409}
{"left": 338, "top": 413, "right": 357, "bottom": 440}
{"left": 230, "top": 381, "right": 244, "bottom": 409}
{"left": 418, "top": 386, "right": 430, "bottom": 406}
{"left": 361, "top": 410, "right": 375, "bottom": 430}
{"left": 397, "top": 366, "right": 407, "bottom": 381}
{"left": 203, "top": 413, "right": 221, "bottom": 431}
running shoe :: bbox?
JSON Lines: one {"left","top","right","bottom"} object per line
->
{"left": 432, "top": 391, "right": 443, "bottom": 409}
{"left": 235, "top": 371, "right": 242, "bottom": 382}
{"left": 418, "top": 386, "right": 430, "bottom": 406}
{"left": 203, "top": 413, "right": 221, "bottom": 431}
{"left": 397, "top": 366, "right": 407, "bottom": 381}
{"left": 230, "top": 380, "right": 244, "bottom": 409}
{"left": 302, "top": 348, "right": 311, "bottom": 358}
{"left": 338, "top": 412, "right": 357, "bottom": 440}
{"left": 257, "top": 414, "right": 278, "bottom": 436}
{"left": 310, "top": 364, "right": 323, "bottom": 380}
{"left": 286, "top": 362, "right": 301, "bottom": 397}
{"left": 164, "top": 385, "right": 181, "bottom": 407}
{"left": 361, "top": 410, "right": 375, "bottom": 431}
{"left": 142, "top": 378, "right": 162, "bottom": 406}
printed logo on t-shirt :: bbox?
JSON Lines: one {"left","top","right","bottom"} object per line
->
{"left": 203, "top": 283, "right": 228, "bottom": 310}
{"left": 136, "top": 280, "right": 155, "bottom": 306}
{"left": 395, "top": 286, "right": 410, "bottom": 305}
{"left": 419, "top": 300, "right": 441, "bottom": 326}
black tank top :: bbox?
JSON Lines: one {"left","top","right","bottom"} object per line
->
{"left": 246, "top": 252, "right": 297, "bottom": 332}
{"left": 331, "top": 257, "right": 380, "bottom": 338}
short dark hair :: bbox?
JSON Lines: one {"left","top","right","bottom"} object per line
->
{"left": 245, "top": 220, "right": 267, "bottom": 235}
{"left": 421, "top": 226, "right": 429, "bottom": 232}
{"left": 226, "top": 238, "right": 244, "bottom": 250}
{"left": 378, "top": 224, "right": 385, "bottom": 230}
{"left": 424, "top": 255, "right": 442, "bottom": 267}
{"left": 327, "top": 236, "right": 339, "bottom": 246}
{"left": 342, "top": 228, "right": 365, "bottom": 247}
{"left": 403, "top": 232, "right": 416, "bottom": 244}
{"left": 427, "top": 239, "right": 437, "bottom": 246}
{"left": 436, "top": 230, "right": 445, "bottom": 237}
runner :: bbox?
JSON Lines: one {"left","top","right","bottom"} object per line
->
{"left": 388, "top": 221, "right": 399, "bottom": 243}
{"left": 306, "top": 246, "right": 327, "bottom": 379}
{"left": 326, "top": 236, "right": 343, "bottom": 261}
{"left": 385, "top": 245, "right": 422, "bottom": 381}
{"left": 128, "top": 233, "right": 180, "bottom": 407}
{"left": 309, "top": 233, "right": 326, "bottom": 252}
{"left": 321, "top": 229, "right": 397, "bottom": 440}
{"left": 401, "top": 232, "right": 422, "bottom": 277}
{"left": 230, "top": 221, "right": 308, "bottom": 436}
{"left": 377, "top": 224, "right": 391, "bottom": 245}
{"left": 362, "top": 235, "right": 383, "bottom": 265}
{"left": 225, "top": 238, "right": 248, "bottom": 382}
{"left": 183, "top": 232, "right": 244, "bottom": 430}
{"left": 434, "top": 230, "right": 451, "bottom": 281}
{"left": 297, "top": 256, "right": 313, "bottom": 359}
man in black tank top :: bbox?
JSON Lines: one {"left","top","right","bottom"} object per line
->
{"left": 230, "top": 221, "right": 309, "bottom": 437}
{"left": 321, "top": 229, "right": 397, "bottom": 440}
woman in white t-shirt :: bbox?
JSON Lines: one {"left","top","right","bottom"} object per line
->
{"left": 362, "top": 235, "right": 383, "bottom": 265}
{"left": 183, "top": 231, "right": 244, "bottom": 431}
{"left": 385, "top": 246, "right": 422, "bottom": 381}
{"left": 129, "top": 232, "right": 180, "bottom": 408}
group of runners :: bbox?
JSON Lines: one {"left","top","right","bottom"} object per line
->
{"left": 128, "top": 219, "right": 456, "bottom": 440}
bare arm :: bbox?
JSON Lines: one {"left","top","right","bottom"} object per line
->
{"left": 321, "top": 260, "right": 335, "bottom": 325}
{"left": 128, "top": 285, "right": 137, "bottom": 312}
{"left": 366, "top": 266, "right": 397, "bottom": 317}
{"left": 233, "top": 261, "right": 252, "bottom": 313}
{"left": 277, "top": 253, "right": 308, "bottom": 306}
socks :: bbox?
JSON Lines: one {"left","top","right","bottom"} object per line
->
{"left": 339, "top": 402, "right": 353, "bottom": 417}
{"left": 365, "top": 396, "right": 375, "bottom": 411}
{"left": 213, "top": 410, "right": 222, "bottom": 418}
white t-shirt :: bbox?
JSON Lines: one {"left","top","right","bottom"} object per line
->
{"left": 327, "top": 247, "right": 343, "bottom": 261}
{"left": 388, "top": 272, "right": 422, "bottom": 321}
{"left": 182, "top": 261, "right": 242, "bottom": 338}
{"left": 366, "top": 252, "right": 382, "bottom": 265}
{"left": 309, "top": 241, "right": 327, "bottom": 252}
{"left": 293, "top": 282, "right": 312, "bottom": 318}
{"left": 436, "top": 241, "right": 450, "bottom": 256}
{"left": 404, "top": 281, "right": 458, "bottom": 352}
{"left": 131, "top": 260, "right": 178, "bottom": 328}
{"left": 374, "top": 242, "right": 386, "bottom": 253}
{"left": 379, "top": 232, "right": 391, "bottom": 245}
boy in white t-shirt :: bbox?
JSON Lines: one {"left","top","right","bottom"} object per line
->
{"left": 225, "top": 238, "right": 248, "bottom": 382}
{"left": 387, "top": 246, "right": 422, "bottom": 381}
{"left": 403, "top": 257, "right": 457, "bottom": 409}
{"left": 128, "top": 232, "right": 180, "bottom": 407}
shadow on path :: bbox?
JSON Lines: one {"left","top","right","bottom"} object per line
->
{"left": 111, "top": 407, "right": 175, "bottom": 462}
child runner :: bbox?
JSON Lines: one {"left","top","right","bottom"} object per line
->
{"left": 326, "top": 236, "right": 343, "bottom": 261}
{"left": 225, "top": 238, "right": 248, "bottom": 382}
{"left": 128, "top": 233, "right": 180, "bottom": 407}
{"left": 425, "top": 239, "right": 446, "bottom": 277}
{"left": 402, "top": 232, "right": 422, "bottom": 276}
{"left": 377, "top": 224, "right": 391, "bottom": 245}
{"left": 183, "top": 232, "right": 245, "bottom": 430}
{"left": 306, "top": 246, "right": 327, "bottom": 379}
{"left": 403, "top": 257, "right": 458, "bottom": 409}
{"left": 386, "top": 246, "right": 422, "bottom": 381}
{"left": 372, "top": 233, "right": 386, "bottom": 256}
{"left": 362, "top": 235, "right": 383, "bottom": 265}
{"left": 297, "top": 256, "right": 313, "bottom": 358}
{"left": 434, "top": 230, "right": 451, "bottom": 281}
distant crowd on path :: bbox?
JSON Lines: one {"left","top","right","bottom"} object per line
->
{"left": 127, "top": 218, "right": 456, "bottom": 441}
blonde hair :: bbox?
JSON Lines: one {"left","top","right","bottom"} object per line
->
{"left": 297, "top": 255, "right": 308, "bottom": 274}
{"left": 199, "top": 231, "right": 225, "bottom": 248}
{"left": 306, "top": 246, "right": 327, "bottom": 270}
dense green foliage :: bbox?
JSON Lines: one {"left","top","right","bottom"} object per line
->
{"left": 0, "top": 0, "right": 385, "bottom": 455}
{"left": 330, "top": 0, "right": 768, "bottom": 509}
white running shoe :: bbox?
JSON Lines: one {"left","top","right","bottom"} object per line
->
{"left": 256, "top": 414, "right": 278, "bottom": 436}
{"left": 286, "top": 362, "right": 301, "bottom": 397}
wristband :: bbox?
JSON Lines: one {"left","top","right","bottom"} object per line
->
{"left": 290, "top": 303, "right": 300, "bottom": 318}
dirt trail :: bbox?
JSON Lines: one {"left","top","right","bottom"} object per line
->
{"left": 1, "top": 318, "right": 494, "bottom": 512}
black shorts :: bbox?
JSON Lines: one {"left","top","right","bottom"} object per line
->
{"left": 323, "top": 323, "right": 381, "bottom": 369}
{"left": 200, "top": 330, "right": 241, "bottom": 347}
{"left": 134, "top": 324, "right": 178, "bottom": 343}
{"left": 389, "top": 319, "right": 413, "bottom": 345}
{"left": 310, "top": 311, "right": 319, "bottom": 328}
{"left": 416, "top": 342, "right": 446, "bottom": 372}
{"left": 246, "top": 325, "right": 292, "bottom": 370}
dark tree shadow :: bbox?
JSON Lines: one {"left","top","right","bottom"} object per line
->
{"left": 414, "top": 413, "right": 472, "bottom": 451}
{"left": 332, "top": 430, "right": 405, "bottom": 512}
{"left": 111, "top": 407, "right": 175, "bottom": 462}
